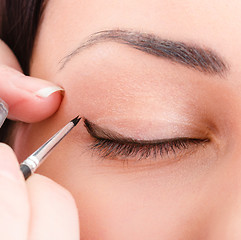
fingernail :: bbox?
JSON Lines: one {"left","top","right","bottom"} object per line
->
{"left": 0, "top": 98, "right": 8, "bottom": 128}
{"left": 34, "top": 86, "right": 64, "bottom": 98}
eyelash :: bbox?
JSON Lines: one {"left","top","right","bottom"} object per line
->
{"left": 89, "top": 137, "right": 209, "bottom": 160}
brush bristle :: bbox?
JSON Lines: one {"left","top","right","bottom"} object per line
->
{"left": 71, "top": 115, "right": 81, "bottom": 126}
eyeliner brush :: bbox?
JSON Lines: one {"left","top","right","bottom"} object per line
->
{"left": 20, "top": 116, "right": 81, "bottom": 180}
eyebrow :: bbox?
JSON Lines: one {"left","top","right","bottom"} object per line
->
{"left": 59, "top": 29, "right": 229, "bottom": 76}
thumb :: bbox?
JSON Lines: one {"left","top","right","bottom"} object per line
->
{"left": 0, "top": 40, "right": 64, "bottom": 122}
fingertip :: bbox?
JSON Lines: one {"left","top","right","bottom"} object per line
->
{"left": 31, "top": 90, "right": 63, "bottom": 122}
{"left": 0, "top": 65, "right": 64, "bottom": 122}
{"left": 0, "top": 143, "right": 24, "bottom": 182}
{"left": 27, "top": 174, "right": 76, "bottom": 202}
{"left": 34, "top": 86, "right": 64, "bottom": 98}
{"left": 0, "top": 142, "right": 16, "bottom": 159}
{"left": 27, "top": 174, "right": 80, "bottom": 239}
{"left": 8, "top": 91, "right": 63, "bottom": 122}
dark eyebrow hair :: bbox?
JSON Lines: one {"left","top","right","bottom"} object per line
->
{"left": 59, "top": 29, "right": 229, "bottom": 76}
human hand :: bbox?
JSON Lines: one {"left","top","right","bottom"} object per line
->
{"left": 0, "top": 39, "right": 63, "bottom": 122}
{"left": 0, "top": 143, "right": 80, "bottom": 240}
{"left": 0, "top": 41, "right": 79, "bottom": 239}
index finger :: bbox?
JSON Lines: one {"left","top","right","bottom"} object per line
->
{"left": 0, "top": 40, "right": 63, "bottom": 122}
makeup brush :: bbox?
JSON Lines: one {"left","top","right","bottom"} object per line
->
{"left": 20, "top": 116, "right": 81, "bottom": 180}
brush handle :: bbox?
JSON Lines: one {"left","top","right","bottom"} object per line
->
{"left": 20, "top": 164, "right": 32, "bottom": 180}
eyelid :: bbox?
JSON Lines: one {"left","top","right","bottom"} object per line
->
{"left": 84, "top": 118, "right": 208, "bottom": 145}
{"left": 84, "top": 118, "right": 209, "bottom": 141}
{"left": 84, "top": 118, "right": 210, "bottom": 161}
{"left": 84, "top": 117, "right": 212, "bottom": 142}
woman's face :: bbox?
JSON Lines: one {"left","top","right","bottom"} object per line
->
{"left": 13, "top": 0, "right": 241, "bottom": 239}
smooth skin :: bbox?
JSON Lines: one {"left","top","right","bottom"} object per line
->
{"left": 0, "top": 41, "right": 80, "bottom": 239}
{"left": 3, "top": 0, "right": 241, "bottom": 239}
{"left": 0, "top": 40, "right": 63, "bottom": 122}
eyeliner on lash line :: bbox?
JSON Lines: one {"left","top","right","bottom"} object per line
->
{"left": 83, "top": 118, "right": 209, "bottom": 159}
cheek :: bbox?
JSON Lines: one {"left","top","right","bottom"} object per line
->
{"left": 11, "top": 94, "right": 223, "bottom": 240}
{"left": 33, "top": 137, "right": 218, "bottom": 239}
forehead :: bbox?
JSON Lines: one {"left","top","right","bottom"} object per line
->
{"left": 43, "top": 0, "right": 240, "bottom": 36}
{"left": 33, "top": 0, "right": 241, "bottom": 80}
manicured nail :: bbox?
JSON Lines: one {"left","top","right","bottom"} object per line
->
{"left": 34, "top": 86, "right": 64, "bottom": 98}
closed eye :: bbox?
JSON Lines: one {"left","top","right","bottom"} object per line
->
{"left": 89, "top": 137, "right": 208, "bottom": 160}
{"left": 83, "top": 118, "right": 209, "bottom": 161}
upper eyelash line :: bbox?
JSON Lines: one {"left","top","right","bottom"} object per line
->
{"left": 89, "top": 137, "right": 209, "bottom": 160}
{"left": 83, "top": 118, "right": 210, "bottom": 161}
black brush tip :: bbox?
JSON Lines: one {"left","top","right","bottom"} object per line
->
{"left": 71, "top": 115, "right": 81, "bottom": 126}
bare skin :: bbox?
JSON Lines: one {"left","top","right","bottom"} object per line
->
{"left": 0, "top": 41, "right": 79, "bottom": 239}
{"left": 4, "top": 0, "right": 241, "bottom": 239}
